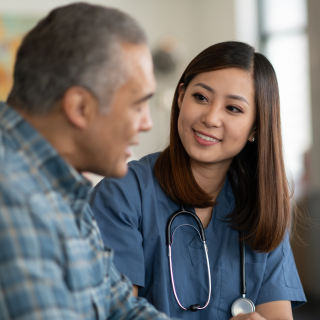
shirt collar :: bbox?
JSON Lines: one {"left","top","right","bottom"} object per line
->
{"left": 0, "top": 102, "right": 92, "bottom": 203}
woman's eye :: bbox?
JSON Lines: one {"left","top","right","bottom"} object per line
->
{"left": 226, "top": 105, "right": 242, "bottom": 113}
{"left": 193, "top": 93, "right": 208, "bottom": 102}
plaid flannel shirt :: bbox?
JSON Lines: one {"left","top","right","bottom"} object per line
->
{"left": 0, "top": 102, "right": 177, "bottom": 320}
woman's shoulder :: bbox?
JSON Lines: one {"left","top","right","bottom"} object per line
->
{"left": 89, "top": 152, "right": 162, "bottom": 211}
{"left": 91, "top": 152, "right": 161, "bottom": 199}
{"left": 124, "top": 152, "right": 161, "bottom": 185}
{"left": 128, "top": 151, "right": 161, "bottom": 175}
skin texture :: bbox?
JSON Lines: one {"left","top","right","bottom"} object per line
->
{"left": 176, "top": 68, "right": 293, "bottom": 320}
{"left": 18, "top": 42, "right": 156, "bottom": 178}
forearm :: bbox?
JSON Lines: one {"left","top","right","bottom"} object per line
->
{"left": 108, "top": 265, "right": 179, "bottom": 320}
{"left": 230, "top": 312, "right": 292, "bottom": 320}
{"left": 255, "top": 301, "right": 293, "bottom": 320}
{"left": 132, "top": 284, "right": 139, "bottom": 297}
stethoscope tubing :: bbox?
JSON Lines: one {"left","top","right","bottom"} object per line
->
{"left": 167, "top": 206, "right": 211, "bottom": 311}
{"left": 240, "top": 230, "right": 246, "bottom": 295}
{"left": 168, "top": 241, "right": 212, "bottom": 311}
{"left": 203, "top": 242, "right": 212, "bottom": 309}
{"left": 166, "top": 208, "right": 206, "bottom": 245}
{"left": 230, "top": 231, "right": 255, "bottom": 317}
{"left": 167, "top": 206, "right": 254, "bottom": 315}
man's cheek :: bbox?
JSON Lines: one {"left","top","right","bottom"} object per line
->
{"left": 130, "top": 114, "right": 142, "bottom": 133}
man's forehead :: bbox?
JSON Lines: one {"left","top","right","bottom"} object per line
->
{"left": 121, "top": 44, "right": 156, "bottom": 96}
{"left": 128, "top": 76, "right": 156, "bottom": 103}
{"left": 121, "top": 43, "right": 152, "bottom": 73}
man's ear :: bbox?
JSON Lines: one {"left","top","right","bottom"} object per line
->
{"left": 61, "top": 87, "right": 98, "bottom": 130}
{"left": 248, "top": 124, "right": 257, "bottom": 142}
{"left": 177, "top": 83, "right": 186, "bottom": 110}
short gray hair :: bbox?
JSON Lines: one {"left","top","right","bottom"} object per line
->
{"left": 7, "top": 2, "right": 147, "bottom": 114}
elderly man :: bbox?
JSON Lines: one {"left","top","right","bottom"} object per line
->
{"left": 0, "top": 3, "right": 178, "bottom": 320}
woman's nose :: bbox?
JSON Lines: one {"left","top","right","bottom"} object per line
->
{"left": 201, "top": 104, "right": 222, "bottom": 128}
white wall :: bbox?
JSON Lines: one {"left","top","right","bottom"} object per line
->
{"left": 0, "top": 0, "right": 237, "bottom": 160}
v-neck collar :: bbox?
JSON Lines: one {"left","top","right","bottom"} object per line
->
{"left": 165, "top": 176, "right": 235, "bottom": 247}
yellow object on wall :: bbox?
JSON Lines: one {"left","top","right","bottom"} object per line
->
{"left": 0, "top": 16, "right": 38, "bottom": 101}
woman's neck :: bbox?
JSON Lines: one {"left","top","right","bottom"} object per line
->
{"left": 190, "top": 158, "right": 232, "bottom": 200}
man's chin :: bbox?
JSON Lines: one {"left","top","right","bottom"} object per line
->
{"left": 107, "top": 163, "right": 129, "bottom": 178}
{"left": 85, "top": 158, "right": 129, "bottom": 179}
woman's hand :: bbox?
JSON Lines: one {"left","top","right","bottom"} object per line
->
{"left": 229, "top": 301, "right": 293, "bottom": 320}
{"left": 230, "top": 312, "right": 266, "bottom": 320}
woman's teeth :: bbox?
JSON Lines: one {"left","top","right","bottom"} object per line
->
{"left": 195, "top": 131, "right": 219, "bottom": 142}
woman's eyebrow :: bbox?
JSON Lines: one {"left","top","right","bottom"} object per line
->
{"left": 194, "top": 83, "right": 214, "bottom": 93}
{"left": 227, "top": 94, "right": 249, "bottom": 105}
{"left": 194, "top": 83, "right": 249, "bottom": 105}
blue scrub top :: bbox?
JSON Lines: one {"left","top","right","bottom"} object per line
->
{"left": 89, "top": 152, "right": 306, "bottom": 320}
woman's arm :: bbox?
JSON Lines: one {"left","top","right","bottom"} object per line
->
{"left": 133, "top": 284, "right": 139, "bottom": 297}
{"left": 255, "top": 300, "right": 293, "bottom": 320}
{"left": 229, "top": 300, "right": 293, "bottom": 320}
{"left": 89, "top": 176, "right": 146, "bottom": 288}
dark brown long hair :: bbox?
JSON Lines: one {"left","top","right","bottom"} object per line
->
{"left": 154, "top": 41, "right": 290, "bottom": 253}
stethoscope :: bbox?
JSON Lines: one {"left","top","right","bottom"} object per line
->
{"left": 166, "top": 206, "right": 255, "bottom": 316}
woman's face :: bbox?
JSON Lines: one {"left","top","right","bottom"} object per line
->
{"left": 177, "top": 67, "right": 256, "bottom": 167}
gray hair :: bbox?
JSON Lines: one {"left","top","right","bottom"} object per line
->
{"left": 7, "top": 2, "right": 147, "bottom": 114}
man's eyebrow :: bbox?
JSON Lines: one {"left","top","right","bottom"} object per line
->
{"left": 194, "top": 82, "right": 249, "bottom": 105}
{"left": 134, "top": 93, "right": 154, "bottom": 104}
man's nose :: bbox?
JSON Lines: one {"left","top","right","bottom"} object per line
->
{"left": 140, "top": 105, "right": 153, "bottom": 132}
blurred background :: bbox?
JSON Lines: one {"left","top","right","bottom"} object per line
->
{"left": 0, "top": 0, "right": 319, "bottom": 318}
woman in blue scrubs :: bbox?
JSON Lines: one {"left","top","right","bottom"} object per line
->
{"left": 89, "top": 41, "right": 306, "bottom": 320}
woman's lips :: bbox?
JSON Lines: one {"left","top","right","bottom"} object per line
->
{"left": 193, "top": 130, "right": 221, "bottom": 146}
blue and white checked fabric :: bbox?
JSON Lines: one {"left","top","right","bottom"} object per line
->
{"left": 0, "top": 102, "right": 176, "bottom": 320}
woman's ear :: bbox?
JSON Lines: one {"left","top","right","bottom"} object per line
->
{"left": 248, "top": 125, "right": 257, "bottom": 142}
{"left": 177, "top": 83, "right": 185, "bottom": 110}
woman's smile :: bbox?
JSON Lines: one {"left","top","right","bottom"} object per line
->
{"left": 193, "top": 129, "right": 221, "bottom": 146}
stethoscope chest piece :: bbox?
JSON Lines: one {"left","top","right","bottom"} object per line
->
{"left": 231, "top": 296, "right": 255, "bottom": 317}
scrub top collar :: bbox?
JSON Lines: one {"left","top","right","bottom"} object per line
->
{"left": 165, "top": 175, "right": 234, "bottom": 246}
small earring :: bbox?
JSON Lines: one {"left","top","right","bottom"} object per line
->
{"left": 252, "top": 138, "right": 255, "bottom": 142}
